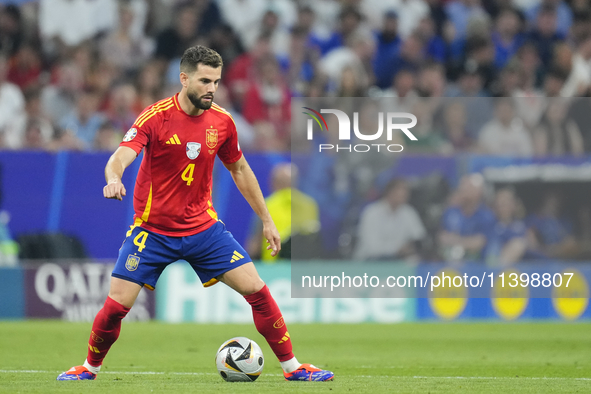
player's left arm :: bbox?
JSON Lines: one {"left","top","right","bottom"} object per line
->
{"left": 223, "top": 155, "right": 281, "bottom": 257}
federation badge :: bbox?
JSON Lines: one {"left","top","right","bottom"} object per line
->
{"left": 125, "top": 254, "right": 140, "bottom": 271}
{"left": 186, "top": 142, "right": 201, "bottom": 159}
{"left": 123, "top": 128, "right": 137, "bottom": 142}
{"left": 206, "top": 129, "right": 218, "bottom": 149}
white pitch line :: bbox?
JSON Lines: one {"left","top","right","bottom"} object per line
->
{"left": 0, "top": 370, "right": 283, "bottom": 377}
{"left": 0, "top": 370, "right": 589, "bottom": 381}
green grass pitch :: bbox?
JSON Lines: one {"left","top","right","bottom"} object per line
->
{"left": 0, "top": 321, "right": 589, "bottom": 393}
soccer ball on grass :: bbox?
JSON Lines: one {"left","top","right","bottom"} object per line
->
{"left": 215, "top": 337, "right": 264, "bottom": 382}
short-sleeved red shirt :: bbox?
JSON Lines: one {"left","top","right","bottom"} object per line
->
{"left": 120, "top": 94, "right": 242, "bottom": 236}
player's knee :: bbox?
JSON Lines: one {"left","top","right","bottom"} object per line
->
{"left": 241, "top": 278, "right": 265, "bottom": 296}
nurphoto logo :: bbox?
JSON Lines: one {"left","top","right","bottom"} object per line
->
{"left": 303, "top": 107, "right": 418, "bottom": 153}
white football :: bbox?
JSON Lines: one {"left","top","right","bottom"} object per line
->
{"left": 215, "top": 337, "right": 264, "bottom": 382}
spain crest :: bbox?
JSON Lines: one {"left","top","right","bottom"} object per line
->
{"left": 206, "top": 128, "right": 218, "bottom": 149}
{"left": 186, "top": 142, "right": 201, "bottom": 159}
{"left": 125, "top": 254, "right": 140, "bottom": 271}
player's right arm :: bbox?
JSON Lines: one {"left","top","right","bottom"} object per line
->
{"left": 105, "top": 99, "right": 161, "bottom": 200}
{"left": 103, "top": 146, "right": 138, "bottom": 200}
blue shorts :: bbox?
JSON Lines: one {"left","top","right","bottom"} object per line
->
{"left": 112, "top": 221, "right": 251, "bottom": 290}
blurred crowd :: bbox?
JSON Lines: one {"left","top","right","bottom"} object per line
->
{"left": 1, "top": 0, "right": 591, "bottom": 152}
{"left": 349, "top": 173, "right": 591, "bottom": 264}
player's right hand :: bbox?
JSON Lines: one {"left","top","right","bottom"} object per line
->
{"left": 103, "top": 180, "right": 126, "bottom": 200}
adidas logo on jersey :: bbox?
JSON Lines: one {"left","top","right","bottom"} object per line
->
{"left": 230, "top": 250, "right": 244, "bottom": 263}
{"left": 166, "top": 134, "right": 181, "bottom": 144}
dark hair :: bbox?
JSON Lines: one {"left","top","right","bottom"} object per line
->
{"left": 545, "top": 65, "right": 569, "bottom": 82}
{"left": 383, "top": 178, "right": 407, "bottom": 197}
{"left": 180, "top": 46, "right": 223, "bottom": 74}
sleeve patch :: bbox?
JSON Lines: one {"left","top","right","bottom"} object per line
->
{"left": 123, "top": 128, "right": 138, "bottom": 142}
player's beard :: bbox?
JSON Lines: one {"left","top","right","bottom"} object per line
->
{"left": 187, "top": 90, "right": 214, "bottom": 110}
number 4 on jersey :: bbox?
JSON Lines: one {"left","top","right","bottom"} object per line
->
{"left": 182, "top": 163, "right": 195, "bottom": 186}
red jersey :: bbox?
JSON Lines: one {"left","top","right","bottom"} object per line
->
{"left": 120, "top": 94, "right": 242, "bottom": 236}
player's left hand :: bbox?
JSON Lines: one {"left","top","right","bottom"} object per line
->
{"left": 263, "top": 222, "right": 281, "bottom": 257}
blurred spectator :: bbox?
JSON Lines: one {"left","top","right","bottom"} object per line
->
{"left": 99, "top": 2, "right": 153, "bottom": 73}
{"left": 247, "top": 163, "right": 319, "bottom": 262}
{"left": 217, "top": 0, "right": 270, "bottom": 47}
{"left": 293, "top": 4, "right": 316, "bottom": 36}
{"left": 449, "top": 47, "right": 489, "bottom": 94}
{"left": 119, "top": 0, "right": 149, "bottom": 42}
{"left": 512, "top": 46, "right": 546, "bottom": 130}
{"left": 48, "top": 126, "right": 84, "bottom": 151}
{"left": 478, "top": 98, "right": 533, "bottom": 156}
{"left": 491, "top": 8, "right": 525, "bottom": 69}
{"left": 442, "top": 100, "right": 475, "bottom": 152}
{"left": 241, "top": 56, "right": 290, "bottom": 141}
{"left": 485, "top": 188, "right": 528, "bottom": 266}
{"left": 0, "top": 210, "right": 18, "bottom": 266}
{"left": 417, "top": 62, "right": 447, "bottom": 98}
{"left": 526, "top": 4, "right": 565, "bottom": 66}
{"left": 380, "top": 68, "right": 419, "bottom": 111}
{"left": 192, "top": 0, "right": 224, "bottom": 37}
{"left": 338, "top": 66, "right": 368, "bottom": 97}
{"left": 561, "top": 33, "right": 591, "bottom": 97}
{"left": 224, "top": 34, "right": 273, "bottom": 109}
{"left": 525, "top": 0, "right": 572, "bottom": 37}
{"left": 4, "top": 87, "right": 53, "bottom": 149}
{"left": 426, "top": 0, "right": 448, "bottom": 37}
{"left": 444, "top": 0, "right": 487, "bottom": 41}
{"left": 569, "top": 10, "right": 591, "bottom": 45}
{"left": 310, "top": 6, "right": 365, "bottom": 56}
{"left": 93, "top": 121, "right": 122, "bottom": 152}
{"left": 439, "top": 173, "right": 495, "bottom": 262}
{"left": 208, "top": 24, "right": 245, "bottom": 67}
{"left": 7, "top": 45, "right": 42, "bottom": 90}
{"left": 570, "top": 0, "right": 591, "bottom": 14}
{"left": 527, "top": 191, "right": 579, "bottom": 259}
{"left": 39, "top": 0, "right": 117, "bottom": 48}
{"left": 354, "top": 178, "right": 426, "bottom": 261}
{"left": 377, "top": 33, "right": 424, "bottom": 89}
{"left": 105, "top": 83, "right": 137, "bottom": 134}
{"left": 88, "top": 60, "right": 119, "bottom": 107}
{"left": 306, "top": 0, "right": 341, "bottom": 35}
{"left": 513, "top": 42, "right": 543, "bottom": 93}
{"left": 251, "top": 121, "right": 285, "bottom": 152}
{"left": 41, "top": 62, "right": 83, "bottom": 124}
{"left": 319, "top": 30, "right": 374, "bottom": 92}
{"left": 405, "top": 100, "right": 448, "bottom": 153}
{"left": 492, "top": 61, "right": 521, "bottom": 97}
{"left": 243, "top": 8, "right": 292, "bottom": 58}
{"left": 566, "top": 96, "right": 591, "bottom": 151}
{"left": 59, "top": 89, "right": 105, "bottom": 150}
{"left": 286, "top": 26, "right": 318, "bottom": 96}
{"left": 447, "top": 67, "right": 495, "bottom": 137}
{"left": 21, "top": 118, "right": 47, "bottom": 150}
{"left": 543, "top": 65, "right": 569, "bottom": 97}
{"left": 0, "top": 55, "right": 25, "bottom": 140}
{"left": 135, "top": 61, "right": 164, "bottom": 112}
{"left": 463, "top": 36, "right": 497, "bottom": 91}
{"left": 532, "top": 100, "right": 584, "bottom": 156}
{"left": 415, "top": 16, "right": 446, "bottom": 63}
{"left": 154, "top": 5, "right": 199, "bottom": 62}
{"left": 213, "top": 85, "right": 254, "bottom": 150}
{"left": 0, "top": 5, "right": 23, "bottom": 56}
{"left": 394, "top": 0, "right": 430, "bottom": 39}
{"left": 373, "top": 10, "right": 402, "bottom": 90}
{"left": 552, "top": 42, "right": 573, "bottom": 75}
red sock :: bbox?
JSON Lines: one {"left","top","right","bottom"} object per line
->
{"left": 86, "top": 296, "right": 130, "bottom": 367}
{"left": 244, "top": 285, "right": 294, "bottom": 362}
